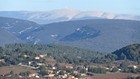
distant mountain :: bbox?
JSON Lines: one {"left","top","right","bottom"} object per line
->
{"left": 0, "top": 9, "right": 140, "bottom": 24}
{"left": 60, "top": 26, "right": 100, "bottom": 41}
{"left": 0, "top": 17, "right": 40, "bottom": 44}
{"left": 0, "top": 29, "right": 21, "bottom": 46}
{"left": 0, "top": 16, "right": 140, "bottom": 53}
{"left": 112, "top": 44, "right": 140, "bottom": 62}
{"left": 28, "top": 19, "right": 140, "bottom": 52}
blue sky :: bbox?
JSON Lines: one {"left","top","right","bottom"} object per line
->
{"left": 0, "top": 0, "right": 140, "bottom": 15}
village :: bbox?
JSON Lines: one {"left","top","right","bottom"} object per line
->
{"left": 0, "top": 52, "right": 139, "bottom": 79}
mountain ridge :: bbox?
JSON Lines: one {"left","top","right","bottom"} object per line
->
{"left": 0, "top": 9, "right": 140, "bottom": 24}
{"left": 28, "top": 19, "right": 140, "bottom": 52}
{"left": 0, "top": 16, "right": 140, "bottom": 53}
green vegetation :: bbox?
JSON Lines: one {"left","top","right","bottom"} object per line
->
{"left": 2, "top": 43, "right": 103, "bottom": 65}
{"left": 0, "top": 43, "right": 140, "bottom": 79}
{"left": 112, "top": 44, "right": 140, "bottom": 63}
{"left": 19, "top": 71, "right": 31, "bottom": 76}
{"left": 88, "top": 67, "right": 107, "bottom": 74}
{"left": 93, "top": 44, "right": 140, "bottom": 64}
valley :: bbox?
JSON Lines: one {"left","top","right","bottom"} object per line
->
{"left": 0, "top": 0, "right": 140, "bottom": 79}
{"left": 0, "top": 13, "right": 140, "bottom": 79}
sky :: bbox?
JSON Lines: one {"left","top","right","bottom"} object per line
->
{"left": 0, "top": 0, "right": 140, "bottom": 15}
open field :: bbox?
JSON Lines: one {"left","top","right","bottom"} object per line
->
{"left": 87, "top": 72, "right": 140, "bottom": 79}
{"left": 0, "top": 65, "right": 36, "bottom": 75}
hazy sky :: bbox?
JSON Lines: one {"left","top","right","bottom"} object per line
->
{"left": 0, "top": 0, "right": 140, "bottom": 15}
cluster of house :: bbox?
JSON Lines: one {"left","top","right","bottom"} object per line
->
{"left": 0, "top": 53, "right": 139, "bottom": 79}
{"left": 16, "top": 54, "right": 92, "bottom": 79}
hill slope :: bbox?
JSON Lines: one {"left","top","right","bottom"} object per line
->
{"left": 0, "top": 17, "right": 40, "bottom": 43}
{"left": 112, "top": 44, "right": 140, "bottom": 61}
{"left": 0, "top": 17, "right": 140, "bottom": 53}
{"left": 29, "top": 19, "right": 140, "bottom": 52}
{"left": 0, "top": 29, "right": 21, "bottom": 46}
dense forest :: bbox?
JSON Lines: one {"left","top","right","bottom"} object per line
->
{"left": 92, "top": 44, "right": 140, "bottom": 64}
{"left": 0, "top": 43, "right": 140, "bottom": 66}
{"left": 113, "top": 44, "right": 140, "bottom": 62}
{"left": 0, "top": 43, "right": 104, "bottom": 65}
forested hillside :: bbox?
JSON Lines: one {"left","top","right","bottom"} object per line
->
{"left": 1, "top": 43, "right": 103, "bottom": 65}
{"left": 112, "top": 44, "right": 140, "bottom": 63}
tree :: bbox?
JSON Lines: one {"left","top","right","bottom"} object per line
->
{"left": 39, "top": 70, "right": 49, "bottom": 76}
{"left": 58, "top": 71, "right": 64, "bottom": 75}
{"left": 88, "top": 67, "right": 107, "bottom": 74}
{"left": 121, "top": 53, "right": 126, "bottom": 60}
{"left": 19, "top": 71, "right": 31, "bottom": 76}
{"left": 10, "top": 71, "right": 14, "bottom": 75}
{"left": 111, "top": 67, "right": 118, "bottom": 72}
{"left": 65, "top": 68, "right": 72, "bottom": 73}
{"left": 39, "top": 65, "right": 46, "bottom": 71}
{"left": 0, "top": 47, "right": 3, "bottom": 53}
{"left": 119, "top": 62, "right": 129, "bottom": 72}
{"left": 80, "top": 69, "right": 86, "bottom": 73}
